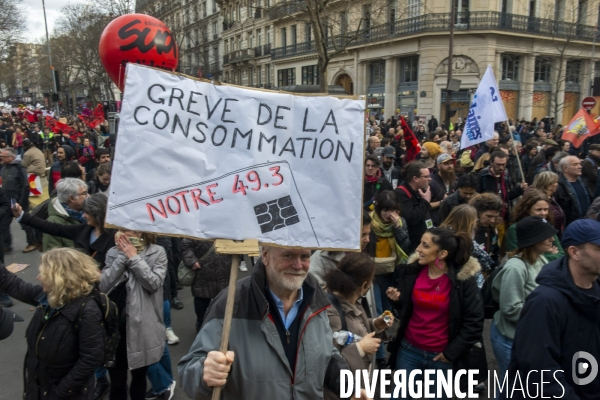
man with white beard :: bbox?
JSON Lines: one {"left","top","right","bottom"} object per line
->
{"left": 179, "top": 246, "right": 370, "bottom": 400}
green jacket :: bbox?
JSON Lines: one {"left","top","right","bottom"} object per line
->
{"left": 43, "top": 198, "right": 80, "bottom": 251}
{"left": 492, "top": 255, "right": 548, "bottom": 339}
{"left": 504, "top": 224, "right": 564, "bottom": 262}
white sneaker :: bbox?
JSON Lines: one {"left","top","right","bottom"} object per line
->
{"left": 239, "top": 261, "right": 248, "bottom": 272}
{"left": 166, "top": 327, "right": 179, "bottom": 345}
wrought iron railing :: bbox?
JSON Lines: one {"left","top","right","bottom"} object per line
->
{"left": 271, "top": 11, "right": 598, "bottom": 60}
{"left": 267, "top": 0, "right": 304, "bottom": 20}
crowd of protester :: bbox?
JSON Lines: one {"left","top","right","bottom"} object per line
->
{"left": 0, "top": 109, "right": 599, "bottom": 400}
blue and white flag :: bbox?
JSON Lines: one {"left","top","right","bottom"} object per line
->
{"left": 460, "top": 65, "right": 507, "bottom": 149}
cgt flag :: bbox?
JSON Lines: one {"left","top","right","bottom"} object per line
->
{"left": 460, "top": 65, "right": 508, "bottom": 149}
{"left": 562, "top": 108, "right": 600, "bottom": 148}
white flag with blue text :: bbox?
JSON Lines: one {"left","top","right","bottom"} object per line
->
{"left": 460, "top": 65, "right": 507, "bottom": 149}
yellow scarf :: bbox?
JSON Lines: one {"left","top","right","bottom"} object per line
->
{"left": 370, "top": 211, "right": 409, "bottom": 264}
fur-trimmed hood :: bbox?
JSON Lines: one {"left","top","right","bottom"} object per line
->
{"left": 405, "top": 253, "right": 481, "bottom": 282}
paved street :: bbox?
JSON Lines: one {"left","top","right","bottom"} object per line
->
{"left": 0, "top": 220, "right": 498, "bottom": 400}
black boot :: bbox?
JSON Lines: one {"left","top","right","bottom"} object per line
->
{"left": 93, "top": 376, "right": 110, "bottom": 400}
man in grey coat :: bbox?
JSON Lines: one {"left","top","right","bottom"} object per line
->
{"left": 178, "top": 246, "right": 370, "bottom": 400}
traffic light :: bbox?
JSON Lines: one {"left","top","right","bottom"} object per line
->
{"left": 54, "top": 70, "right": 61, "bottom": 92}
{"left": 51, "top": 93, "right": 59, "bottom": 101}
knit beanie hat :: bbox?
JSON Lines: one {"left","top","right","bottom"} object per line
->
{"left": 422, "top": 142, "right": 442, "bottom": 160}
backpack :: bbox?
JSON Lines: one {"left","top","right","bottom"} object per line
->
{"left": 75, "top": 289, "right": 121, "bottom": 368}
{"left": 480, "top": 256, "right": 526, "bottom": 319}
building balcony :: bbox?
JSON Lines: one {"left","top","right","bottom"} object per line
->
{"left": 267, "top": 0, "right": 304, "bottom": 20}
{"left": 271, "top": 11, "right": 599, "bottom": 61}
{"left": 223, "top": 48, "right": 257, "bottom": 65}
{"left": 253, "top": 44, "right": 271, "bottom": 57}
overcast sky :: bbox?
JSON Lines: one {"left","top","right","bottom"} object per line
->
{"left": 21, "top": 0, "right": 76, "bottom": 40}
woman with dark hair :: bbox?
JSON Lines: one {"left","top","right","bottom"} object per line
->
{"left": 88, "top": 162, "right": 111, "bottom": 195}
{"left": 504, "top": 189, "right": 564, "bottom": 262}
{"left": 323, "top": 253, "right": 393, "bottom": 400}
{"left": 100, "top": 229, "right": 168, "bottom": 400}
{"left": 490, "top": 216, "right": 556, "bottom": 386}
{"left": 386, "top": 228, "right": 484, "bottom": 399}
{"left": 367, "top": 190, "right": 410, "bottom": 367}
{"left": 48, "top": 144, "right": 76, "bottom": 193}
{"left": 13, "top": 193, "right": 116, "bottom": 269}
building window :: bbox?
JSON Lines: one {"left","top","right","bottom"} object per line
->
{"left": 213, "top": 21, "right": 217, "bottom": 37}
{"left": 266, "top": 64, "right": 271, "bottom": 84}
{"left": 566, "top": 60, "right": 581, "bottom": 83}
{"left": 534, "top": 57, "right": 551, "bottom": 82}
{"left": 267, "top": 27, "right": 271, "bottom": 44}
{"left": 340, "top": 12, "right": 348, "bottom": 36}
{"left": 407, "top": 0, "right": 422, "bottom": 18}
{"left": 249, "top": 32, "right": 253, "bottom": 48}
{"left": 370, "top": 61, "right": 385, "bottom": 85}
{"left": 280, "top": 28, "right": 286, "bottom": 47}
{"left": 305, "top": 23, "right": 312, "bottom": 43}
{"left": 362, "top": 5, "right": 371, "bottom": 36}
{"left": 249, "top": 67, "right": 254, "bottom": 86}
{"left": 501, "top": 54, "right": 520, "bottom": 81}
{"left": 225, "top": 72, "right": 229, "bottom": 82}
{"left": 302, "top": 65, "right": 319, "bottom": 85}
{"left": 278, "top": 68, "right": 295, "bottom": 86}
{"left": 257, "top": 65, "right": 262, "bottom": 85}
{"left": 238, "top": 70, "right": 242, "bottom": 84}
{"left": 400, "top": 56, "right": 418, "bottom": 83}
{"left": 258, "top": 29, "right": 262, "bottom": 46}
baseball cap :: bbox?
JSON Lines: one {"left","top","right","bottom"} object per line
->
{"left": 562, "top": 219, "right": 600, "bottom": 248}
{"left": 382, "top": 146, "right": 396, "bottom": 158}
{"left": 0, "top": 307, "right": 24, "bottom": 340}
{"left": 436, "top": 154, "right": 455, "bottom": 164}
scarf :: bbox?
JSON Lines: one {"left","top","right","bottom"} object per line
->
{"left": 370, "top": 211, "right": 408, "bottom": 264}
{"left": 365, "top": 168, "right": 382, "bottom": 184}
{"left": 62, "top": 203, "right": 86, "bottom": 223}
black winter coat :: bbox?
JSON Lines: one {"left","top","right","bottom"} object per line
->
{"left": 387, "top": 254, "right": 484, "bottom": 367}
{"left": 504, "top": 256, "right": 600, "bottom": 400}
{"left": 554, "top": 174, "right": 593, "bottom": 226}
{"left": 180, "top": 238, "right": 232, "bottom": 299}
{"left": 394, "top": 184, "right": 431, "bottom": 253}
{"left": 19, "top": 213, "right": 115, "bottom": 269}
{"left": 364, "top": 177, "right": 392, "bottom": 210}
{"left": 0, "top": 266, "right": 104, "bottom": 400}
{"left": 438, "top": 190, "right": 467, "bottom": 224}
{"left": 1, "top": 160, "right": 30, "bottom": 208}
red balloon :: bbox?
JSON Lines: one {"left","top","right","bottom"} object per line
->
{"left": 99, "top": 14, "right": 178, "bottom": 92}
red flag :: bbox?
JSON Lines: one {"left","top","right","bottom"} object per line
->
{"left": 24, "top": 109, "right": 38, "bottom": 123}
{"left": 78, "top": 114, "right": 104, "bottom": 129}
{"left": 399, "top": 116, "right": 421, "bottom": 163}
{"left": 562, "top": 108, "right": 600, "bottom": 148}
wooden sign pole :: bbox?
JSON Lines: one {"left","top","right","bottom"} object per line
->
{"left": 211, "top": 239, "right": 260, "bottom": 400}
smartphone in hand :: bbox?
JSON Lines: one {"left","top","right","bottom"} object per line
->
{"left": 10, "top": 199, "right": 16, "bottom": 210}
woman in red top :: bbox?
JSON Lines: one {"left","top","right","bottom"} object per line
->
{"left": 386, "top": 228, "right": 483, "bottom": 399}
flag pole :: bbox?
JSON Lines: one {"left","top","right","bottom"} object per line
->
{"left": 507, "top": 119, "right": 525, "bottom": 183}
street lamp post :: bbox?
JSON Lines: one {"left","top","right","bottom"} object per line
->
{"left": 42, "top": 0, "right": 60, "bottom": 117}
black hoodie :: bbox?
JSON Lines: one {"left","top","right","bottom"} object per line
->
{"left": 504, "top": 256, "right": 600, "bottom": 400}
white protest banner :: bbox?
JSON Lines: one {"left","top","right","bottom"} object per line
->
{"left": 460, "top": 65, "right": 508, "bottom": 149}
{"left": 106, "top": 64, "right": 365, "bottom": 250}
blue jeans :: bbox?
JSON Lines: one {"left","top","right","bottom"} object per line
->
{"left": 146, "top": 342, "right": 173, "bottom": 395}
{"left": 490, "top": 321, "right": 513, "bottom": 398}
{"left": 163, "top": 300, "right": 171, "bottom": 329}
{"left": 373, "top": 273, "right": 393, "bottom": 360}
{"left": 394, "top": 339, "right": 453, "bottom": 400}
